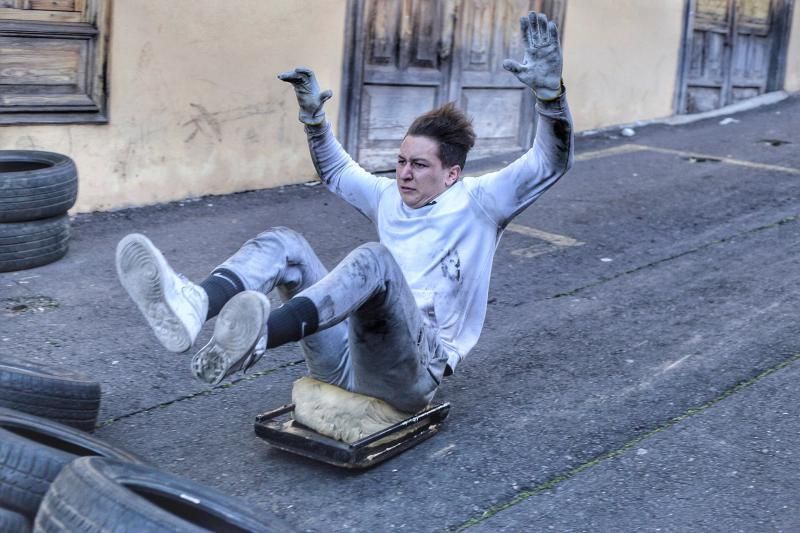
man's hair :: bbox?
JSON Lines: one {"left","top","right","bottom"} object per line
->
{"left": 406, "top": 102, "right": 476, "bottom": 170}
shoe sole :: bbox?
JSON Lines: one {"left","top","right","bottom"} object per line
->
{"left": 116, "top": 234, "right": 192, "bottom": 353}
{"left": 191, "top": 291, "right": 269, "bottom": 385}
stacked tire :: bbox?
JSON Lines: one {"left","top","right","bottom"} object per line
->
{"left": 0, "top": 356, "right": 101, "bottom": 432}
{"left": 0, "top": 407, "right": 141, "bottom": 531}
{"left": 0, "top": 357, "right": 293, "bottom": 531}
{"left": 0, "top": 356, "right": 107, "bottom": 531}
{"left": 0, "top": 150, "right": 77, "bottom": 273}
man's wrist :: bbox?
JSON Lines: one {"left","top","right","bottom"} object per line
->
{"left": 304, "top": 119, "right": 330, "bottom": 136}
{"left": 298, "top": 104, "right": 327, "bottom": 126}
{"left": 533, "top": 79, "right": 566, "bottom": 102}
{"left": 301, "top": 115, "right": 326, "bottom": 127}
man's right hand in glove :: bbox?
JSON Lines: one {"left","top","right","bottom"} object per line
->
{"left": 502, "top": 12, "right": 563, "bottom": 101}
{"left": 278, "top": 67, "right": 333, "bottom": 126}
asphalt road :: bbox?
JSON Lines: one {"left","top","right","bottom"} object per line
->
{"left": 1, "top": 94, "right": 798, "bottom": 532}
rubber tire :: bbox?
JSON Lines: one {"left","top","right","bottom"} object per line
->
{"left": 0, "top": 150, "right": 78, "bottom": 223}
{"left": 0, "top": 408, "right": 143, "bottom": 519}
{"left": 35, "top": 457, "right": 294, "bottom": 532}
{"left": 0, "top": 507, "right": 31, "bottom": 533}
{"left": 0, "top": 215, "right": 70, "bottom": 273}
{"left": 0, "top": 355, "right": 101, "bottom": 431}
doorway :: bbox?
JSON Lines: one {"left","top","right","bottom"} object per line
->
{"left": 676, "top": 0, "right": 795, "bottom": 114}
{"left": 339, "top": 0, "right": 566, "bottom": 171}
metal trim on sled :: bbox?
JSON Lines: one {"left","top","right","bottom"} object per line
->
{"left": 254, "top": 402, "right": 450, "bottom": 469}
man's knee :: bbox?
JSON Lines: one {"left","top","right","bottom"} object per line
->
{"left": 345, "top": 242, "right": 410, "bottom": 318}
{"left": 248, "top": 227, "right": 316, "bottom": 264}
{"left": 253, "top": 226, "right": 307, "bottom": 247}
{"left": 352, "top": 242, "right": 400, "bottom": 276}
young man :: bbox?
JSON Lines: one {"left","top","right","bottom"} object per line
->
{"left": 116, "top": 12, "right": 573, "bottom": 413}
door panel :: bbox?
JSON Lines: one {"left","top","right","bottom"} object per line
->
{"left": 685, "top": 29, "right": 727, "bottom": 110}
{"left": 697, "top": 0, "right": 729, "bottom": 20}
{"left": 0, "top": 34, "right": 94, "bottom": 110}
{"left": 359, "top": 85, "right": 439, "bottom": 141}
{"left": 462, "top": 88, "right": 526, "bottom": 141}
{"left": 0, "top": 0, "right": 86, "bottom": 22}
{"left": 739, "top": 0, "right": 770, "bottom": 20}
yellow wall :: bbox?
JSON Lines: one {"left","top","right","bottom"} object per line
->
{"left": 0, "top": 0, "right": 347, "bottom": 213}
{"left": 561, "top": 0, "right": 686, "bottom": 131}
{"left": 786, "top": 1, "right": 800, "bottom": 91}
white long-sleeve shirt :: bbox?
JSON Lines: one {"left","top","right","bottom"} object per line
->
{"left": 305, "top": 95, "right": 574, "bottom": 371}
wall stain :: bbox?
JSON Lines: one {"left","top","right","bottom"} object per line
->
{"left": 183, "top": 103, "right": 223, "bottom": 143}
{"left": 183, "top": 102, "right": 276, "bottom": 143}
{"left": 113, "top": 142, "right": 136, "bottom": 181}
{"left": 137, "top": 42, "right": 154, "bottom": 72}
{"left": 15, "top": 135, "right": 37, "bottom": 150}
{"left": 245, "top": 128, "right": 259, "bottom": 144}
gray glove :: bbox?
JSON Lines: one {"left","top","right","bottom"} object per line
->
{"left": 277, "top": 67, "right": 333, "bottom": 126}
{"left": 502, "top": 12, "right": 563, "bottom": 101}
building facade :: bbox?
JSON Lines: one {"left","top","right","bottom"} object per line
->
{"left": 1, "top": 0, "right": 798, "bottom": 213}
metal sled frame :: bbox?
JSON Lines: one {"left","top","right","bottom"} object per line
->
{"left": 254, "top": 402, "right": 450, "bottom": 469}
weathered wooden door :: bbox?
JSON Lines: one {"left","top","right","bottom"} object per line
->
{"left": 677, "top": 0, "right": 795, "bottom": 113}
{"left": 341, "top": 0, "right": 566, "bottom": 171}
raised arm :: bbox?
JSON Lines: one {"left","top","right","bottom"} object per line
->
{"left": 467, "top": 12, "right": 574, "bottom": 226}
{"left": 278, "top": 67, "right": 389, "bottom": 221}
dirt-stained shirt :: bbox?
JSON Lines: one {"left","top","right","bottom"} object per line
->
{"left": 304, "top": 94, "right": 574, "bottom": 371}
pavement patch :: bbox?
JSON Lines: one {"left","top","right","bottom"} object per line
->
{"left": 1, "top": 295, "right": 59, "bottom": 315}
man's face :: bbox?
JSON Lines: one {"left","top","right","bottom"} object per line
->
{"left": 396, "top": 135, "right": 461, "bottom": 209}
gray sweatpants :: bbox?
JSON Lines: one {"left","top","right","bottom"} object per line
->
{"left": 217, "top": 227, "right": 448, "bottom": 412}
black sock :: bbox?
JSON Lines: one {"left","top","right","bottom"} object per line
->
{"left": 266, "top": 296, "right": 319, "bottom": 348}
{"left": 200, "top": 268, "right": 245, "bottom": 320}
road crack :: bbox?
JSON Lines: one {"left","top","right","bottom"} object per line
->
{"left": 96, "top": 359, "right": 305, "bottom": 428}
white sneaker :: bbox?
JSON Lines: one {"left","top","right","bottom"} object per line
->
{"left": 191, "top": 290, "right": 270, "bottom": 385}
{"left": 116, "top": 233, "right": 208, "bottom": 353}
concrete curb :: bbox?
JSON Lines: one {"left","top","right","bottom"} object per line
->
{"left": 661, "top": 90, "right": 790, "bottom": 125}
{"left": 580, "top": 90, "right": 792, "bottom": 136}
